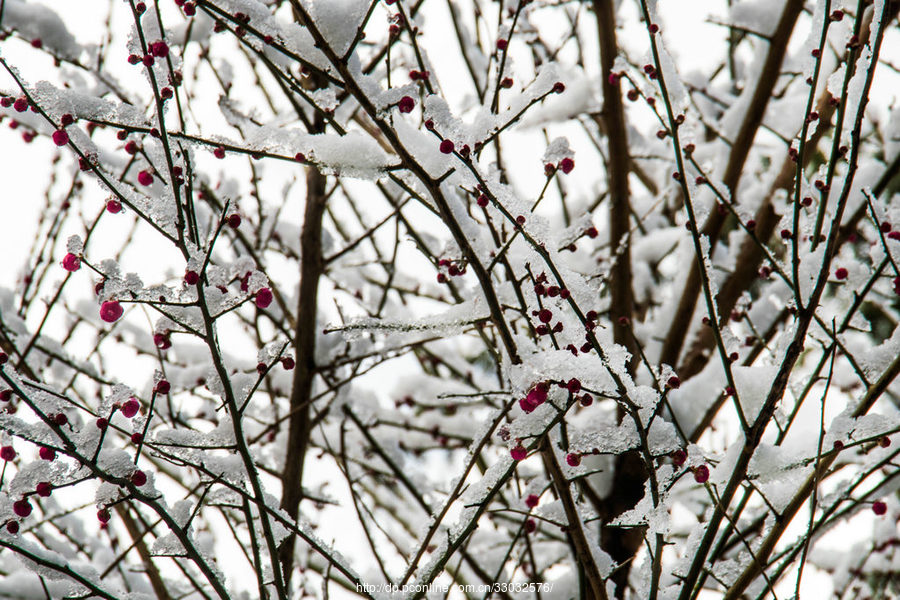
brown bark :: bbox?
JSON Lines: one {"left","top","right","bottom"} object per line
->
{"left": 278, "top": 123, "right": 328, "bottom": 583}
{"left": 658, "top": 0, "right": 803, "bottom": 370}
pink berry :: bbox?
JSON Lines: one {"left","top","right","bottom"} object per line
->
{"left": 131, "top": 470, "right": 147, "bottom": 486}
{"left": 39, "top": 446, "right": 56, "bottom": 461}
{"left": 1, "top": 445, "right": 15, "bottom": 461}
{"left": 398, "top": 96, "right": 415, "bottom": 113}
{"left": 137, "top": 170, "right": 153, "bottom": 186}
{"left": 693, "top": 464, "right": 710, "bottom": 483}
{"left": 255, "top": 287, "right": 273, "bottom": 308}
{"left": 560, "top": 157, "right": 575, "bottom": 174}
{"left": 511, "top": 445, "right": 527, "bottom": 461}
{"left": 36, "top": 482, "right": 52, "bottom": 497}
{"left": 873, "top": 501, "right": 887, "bottom": 515}
{"left": 99, "top": 301, "right": 123, "bottom": 323}
{"left": 13, "top": 500, "right": 32, "bottom": 518}
{"left": 566, "top": 453, "right": 581, "bottom": 467}
{"left": 121, "top": 398, "right": 140, "bottom": 418}
{"left": 52, "top": 129, "right": 69, "bottom": 146}
{"left": 439, "top": 139, "right": 454, "bottom": 154}
{"left": 62, "top": 253, "right": 81, "bottom": 272}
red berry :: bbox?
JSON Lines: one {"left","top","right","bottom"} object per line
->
{"left": 39, "top": 446, "right": 56, "bottom": 461}
{"left": 566, "top": 378, "right": 581, "bottom": 394}
{"left": 62, "top": 253, "right": 81, "bottom": 272}
{"left": 13, "top": 500, "right": 32, "bottom": 518}
{"left": 873, "top": 501, "right": 887, "bottom": 515}
{"left": 880, "top": 436, "right": 891, "bottom": 448}
{"left": 131, "top": 432, "right": 143, "bottom": 444}
{"left": 156, "top": 380, "right": 170, "bottom": 394}
{"left": 137, "top": 170, "right": 153, "bottom": 186}
{"left": 398, "top": 96, "right": 415, "bottom": 113}
{"left": 496, "top": 39, "right": 508, "bottom": 51}
{"left": 667, "top": 376, "right": 681, "bottom": 389}
{"left": 13, "top": 97, "right": 28, "bottom": 112}
{"left": 184, "top": 270, "right": 199, "bottom": 285}
{"left": 552, "top": 81, "right": 565, "bottom": 93}
{"left": 477, "top": 194, "right": 489, "bottom": 208}
{"left": 97, "top": 508, "right": 111, "bottom": 523}
{"left": 6, "top": 521, "right": 19, "bottom": 534}
{"left": 99, "top": 301, "right": 123, "bottom": 323}
{"left": 672, "top": 449, "right": 687, "bottom": 467}
{"left": 559, "top": 157, "right": 575, "bottom": 174}
{"left": 1, "top": 445, "right": 15, "bottom": 461}
{"left": 228, "top": 214, "right": 241, "bottom": 228}
{"left": 511, "top": 445, "right": 527, "bottom": 461}
{"left": 281, "top": 357, "right": 295, "bottom": 370}
{"left": 538, "top": 309, "right": 552, "bottom": 323}
{"left": 96, "top": 417, "right": 108, "bottom": 430}
{"left": 214, "top": 146, "right": 226, "bottom": 159}
{"left": 52, "top": 129, "right": 69, "bottom": 146}
{"left": 835, "top": 267, "right": 848, "bottom": 280}
{"left": 121, "top": 398, "right": 140, "bottom": 418}
{"left": 142, "top": 54, "right": 155, "bottom": 67}
{"left": 566, "top": 453, "right": 581, "bottom": 467}
{"left": 36, "top": 482, "right": 52, "bottom": 497}
{"left": 107, "top": 200, "right": 122, "bottom": 213}
{"left": 255, "top": 287, "right": 273, "bottom": 308}
{"left": 693, "top": 464, "right": 710, "bottom": 483}
{"left": 54, "top": 413, "right": 68, "bottom": 426}
{"left": 525, "top": 494, "right": 539, "bottom": 508}
{"left": 149, "top": 40, "right": 169, "bottom": 58}
{"left": 586, "top": 227, "right": 598, "bottom": 238}
{"left": 183, "top": 2, "right": 196, "bottom": 15}
{"left": 439, "top": 139, "right": 454, "bottom": 154}
{"left": 131, "top": 470, "right": 147, "bottom": 486}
